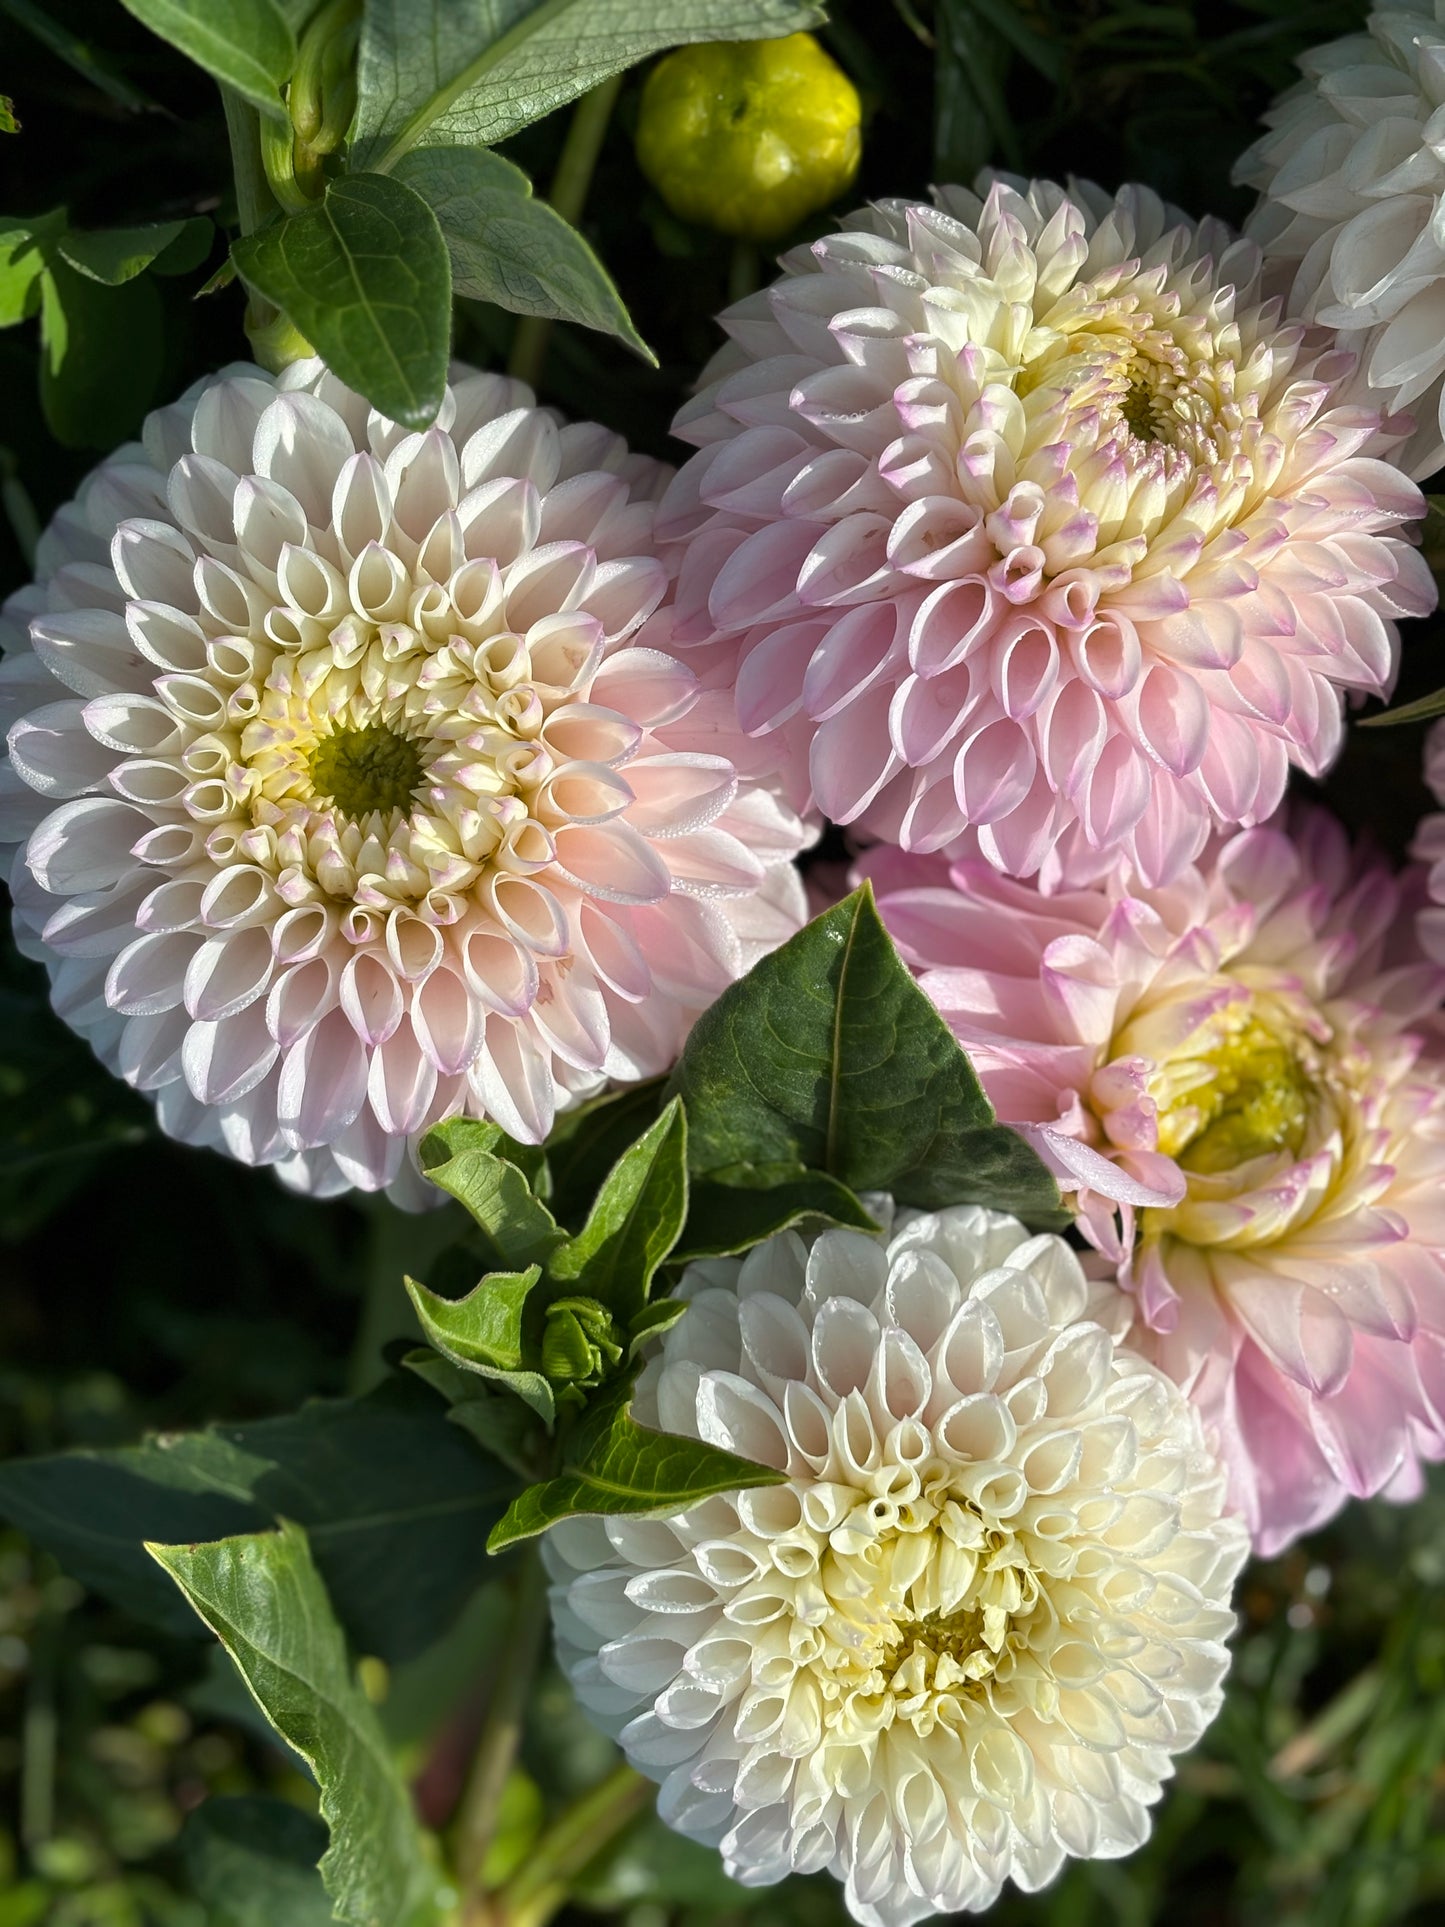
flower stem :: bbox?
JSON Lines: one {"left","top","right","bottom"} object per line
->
{"left": 507, "top": 72, "right": 624, "bottom": 391}
{"left": 492, "top": 1762, "right": 651, "bottom": 1927}
{"left": 454, "top": 1545, "right": 551, "bottom": 1895}
{"left": 219, "top": 85, "right": 275, "bottom": 238}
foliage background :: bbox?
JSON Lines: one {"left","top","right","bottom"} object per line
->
{"left": 3, "top": 1, "right": 1445, "bottom": 1923}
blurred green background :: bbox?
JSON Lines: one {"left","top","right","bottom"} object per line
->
{"left": 4, "top": 2, "right": 1445, "bottom": 1922}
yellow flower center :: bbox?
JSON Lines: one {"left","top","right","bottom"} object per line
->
{"left": 307, "top": 722, "right": 424, "bottom": 819}
{"left": 1154, "top": 1012, "right": 1315, "bottom": 1174}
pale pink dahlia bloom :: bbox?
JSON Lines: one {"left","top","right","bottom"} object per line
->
{"left": 655, "top": 175, "right": 1432, "bottom": 884}
{"left": 860, "top": 811, "right": 1445, "bottom": 1553}
{"left": 0, "top": 360, "right": 808, "bottom": 1197}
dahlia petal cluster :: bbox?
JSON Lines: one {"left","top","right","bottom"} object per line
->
{"left": 1236, "top": 0, "right": 1445, "bottom": 480}
{"left": 0, "top": 361, "right": 808, "bottom": 1196}
{"left": 653, "top": 175, "right": 1432, "bottom": 886}
{"left": 862, "top": 811, "right": 1445, "bottom": 1552}
{"left": 547, "top": 1206, "right": 1247, "bottom": 1924}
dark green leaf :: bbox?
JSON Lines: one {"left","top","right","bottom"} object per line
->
{"left": 488, "top": 1371, "right": 784, "bottom": 1549}
{"left": 182, "top": 1797, "right": 333, "bottom": 1927}
{"left": 117, "top": 0, "right": 296, "bottom": 117}
{"left": 353, "top": 0, "right": 826, "bottom": 169}
{"left": 0, "top": 211, "right": 63, "bottom": 326}
{"left": 542, "top": 1078, "right": 667, "bottom": 1231}
{"left": 39, "top": 256, "right": 165, "bottom": 446}
{"left": 406, "top": 1264, "right": 555, "bottom": 1422}
{"left": 394, "top": 145, "right": 652, "bottom": 361}
{"left": 0, "top": 1373, "right": 515, "bottom": 1659}
{"left": 149, "top": 1522, "right": 442, "bottom": 1927}
{"left": 231, "top": 173, "right": 451, "bottom": 429}
{"left": 402, "top": 1345, "right": 551, "bottom": 1478}
{"left": 668, "top": 886, "right": 1067, "bottom": 1224}
{"left": 677, "top": 1166, "right": 879, "bottom": 1260}
{"left": 0, "top": 0, "right": 155, "bottom": 110}
{"left": 57, "top": 216, "right": 212, "bottom": 284}
{"left": 418, "top": 1118, "right": 561, "bottom": 1269}
{"left": 546, "top": 1097, "right": 687, "bottom": 1323}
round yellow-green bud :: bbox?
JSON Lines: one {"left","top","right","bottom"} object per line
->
{"left": 635, "top": 33, "right": 862, "bottom": 242}
{"left": 541, "top": 1297, "right": 623, "bottom": 1395}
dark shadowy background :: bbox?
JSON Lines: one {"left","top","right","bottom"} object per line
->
{"left": 3, "top": 4, "right": 1444, "bottom": 1922}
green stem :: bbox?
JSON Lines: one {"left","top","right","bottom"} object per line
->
{"left": 220, "top": 84, "right": 276, "bottom": 238}
{"left": 507, "top": 72, "right": 623, "bottom": 391}
{"left": 454, "top": 1547, "right": 550, "bottom": 1894}
{"left": 494, "top": 1763, "right": 651, "bottom": 1927}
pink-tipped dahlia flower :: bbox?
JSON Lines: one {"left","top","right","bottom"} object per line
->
{"left": 860, "top": 811, "right": 1445, "bottom": 1553}
{"left": 655, "top": 175, "right": 1432, "bottom": 884}
{"left": 0, "top": 361, "right": 808, "bottom": 1197}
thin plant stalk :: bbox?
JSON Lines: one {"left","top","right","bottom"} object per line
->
{"left": 493, "top": 1762, "right": 651, "bottom": 1927}
{"left": 455, "top": 1546, "right": 551, "bottom": 1897}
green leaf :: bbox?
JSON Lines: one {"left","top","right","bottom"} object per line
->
{"left": 116, "top": 0, "right": 296, "bottom": 118}
{"left": 418, "top": 1118, "right": 562, "bottom": 1269}
{"left": 406, "top": 1264, "right": 555, "bottom": 1421}
{"left": 668, "top": 886, "right": 1068, "bottom": 1225}
{"left": 0, "top": 0, "right": 155, "bottom": 110}
{"left": 182, "top": 1797, "right": 333, "bottom": 1927}
{"left": 0, "top": 1373, "right": 515, "bottom": 1660}
{"left": 38, "top": 255, "right": 164, "bottom": 446}
{"left": 0, "top": 96, "right": 16, "bottom": 134}
{"left": 402, "top": 1347, "right": 549, "bottom": 1479}
{"left": 546, "top": 1097, "right": 687, "bottom": 1323}
{"left": 488, "top": 1371, "right": 784, "bottom": 1549}
{"left": 57, "top": 216, "right": 212, "bottom": 284}
{"left": 678, "top": 1165, "right": 879, "bottom": 1260}
{"left": 627, "top": 1297, "right": 689, "bottom": 1355}
{"left": 149, "top": 1522, "right": 442, "bottom": 1927}
{"left": 542, "top": 1078, "right": 667, "bottom": 1231}
{"left": 1360, "top": 686, "right": 1445, "bottom": 728}
{"left": 353, "top": 0, "right": 826, "bottom": 170}
{"left": 393, "top": 145, "right": 652, "bottom": 361}
{"left": 231, "top": 173, "right": 451, "bottom": 430}
{"left": 0, "top": 211, "right": 63, "bottom": 326}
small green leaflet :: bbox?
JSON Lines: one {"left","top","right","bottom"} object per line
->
{"left": 406, "top": 1263, "right": 555, "bottom": 1422}
{"left": 149, "top": 1522, "right": 444, "bottom": 1927}
{"left": 668, "top": 885, "right": 1068, "bottom": 1224}
{"left": 117, "top": 0, "right": 296, "bottom": 118}
{"left": 417, "top": 1118, "right": 562, "bottom": 1269}
{"left": 394, "top": 145, "right": 653, "bottom": 362}
{"left": 488, "top": 1372, "right": 785, "bottom": 1549}
{"left": 231, "top": 173, "right": 451, "bottom": 430}
{"left": 545, "top": 1097, "right": 687, "bottom": 1324}
{"left": 57, "top": 217, "right": 212, "bottom": 285}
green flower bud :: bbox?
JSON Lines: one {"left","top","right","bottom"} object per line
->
{"left": 635, "top": 33, "right": 862, "bottom": 243}
{"left": 541, "top": 1297, "right": 624, "bottom": 1390}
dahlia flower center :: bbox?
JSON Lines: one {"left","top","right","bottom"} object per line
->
{"left": 307, "top": 721, "right": 424, "bottom": 818}
{"left": 803, "top": 1474, "right": 1039, "bottom": 1736}
{"left": 1154, "top": 1010, "right": 1315, "bottom": 1174}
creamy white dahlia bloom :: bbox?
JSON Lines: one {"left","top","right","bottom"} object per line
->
{"left": 654, "top": 174, "right": 1431, "bottom": 885}
{"left": 0, "top": 361, "right": 808, "bottom": 1196}
{"left": 863, "top": 809, "right": 1445, "bottom": 1554}
{"left": 1236, "top": 0, "right": 1445, "bottom": 480}
{"left": 546, "top": 1207, "right": 1248, "bottom": 1924}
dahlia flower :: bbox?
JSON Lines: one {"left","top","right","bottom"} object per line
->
{"left": 654, "top": 175, "right": 1431, "bottom": 884}
{"left": 0, "top": 361, "right": 807, "bottom": 1197}
{"left": 1412, "top": 717, "right": 1445, "bottom": 963}
{"left": 861, "top": 811, "right": 1445, "bottom": 1553}
{"left": 547, "top": 1206, "right": 1247, "bottom": 1924}
{"left": 1236, "top": 0, "right": 1445, "bottom": 480}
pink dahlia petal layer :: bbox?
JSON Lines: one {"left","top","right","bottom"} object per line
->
{"left": 1, "top": 361, "right": 812, "bottom": 1199}
{"left": 661, "top": 175, "right": 1430, "bottom": 883}
{"left": 862, "top": 806, "right": 1445, "bottom": 1551}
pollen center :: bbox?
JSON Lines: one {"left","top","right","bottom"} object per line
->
{"left": 307, "top": 723, "right": 424, "bottom": 819}
{"left": 1150, "top": 1008, "right": 1316, "bottom": 1173}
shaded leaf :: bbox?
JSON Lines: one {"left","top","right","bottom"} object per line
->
{"left": 542, "top": 1078, "right": 667, "bottom": 1231}
{"left": 232, "top": 172, "right": 451, "bottom": 429}
{"left": 403, "top": 1347, "right": 549, "bottom": 1479}
{"left": 488, "top": 1372, "right": 783, "bottom": 1549}
{"left": 545, "top": 1097, "right": 687, "bottom": 1323}
{"left": 57, "top": 216, "right": 212, "bottom": 284}
{"left": 0, "top": 211, "right": 63, "bottom": 326}
{"left": 418, "top": 1118, "right": 561, "bottom": 1268}
{"left": 0, "top": 1373, "right": 515, "bottom": 1659}
{"left": 668, "top": 886, "right": 1067, "bottom": 1224}
{"left": 117, "top": 0, "right": 295, "bottom": 117}
{"left": 182, "top": 1796, "right": 333, "bottom": 1927}
{"left": 406, "top": 1263, "right": 555, "bottom": 1422}
{"left": 0, "top": 0, "right": 155, "bottom": 110}
{"left": 394, "top": 144, "right": 652, "bottom": 360}
{"left": 150, "top": 1522, "right": 442, "bottom": 1927}
{"left": 39, "top": 255, "right": 165, "bottom": 446}
{"left": 354, "top": 0, "right": 826, "bottom": 169}
{"left": 678, "top": 1165, "right": 878, "bottom": 1260}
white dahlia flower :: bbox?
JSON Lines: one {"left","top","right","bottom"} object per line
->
{"left": 1236, "top": 0, "right": 1445, "bottom": 480}
{"left": 0, "top": 361, "right": 808, "bottom": 1197}
{"left": 654, "top": 175, "right": 1431, "bottom": 885}
{"left": 546, "top": 1207, "right": 1248, "bottom": 1924}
